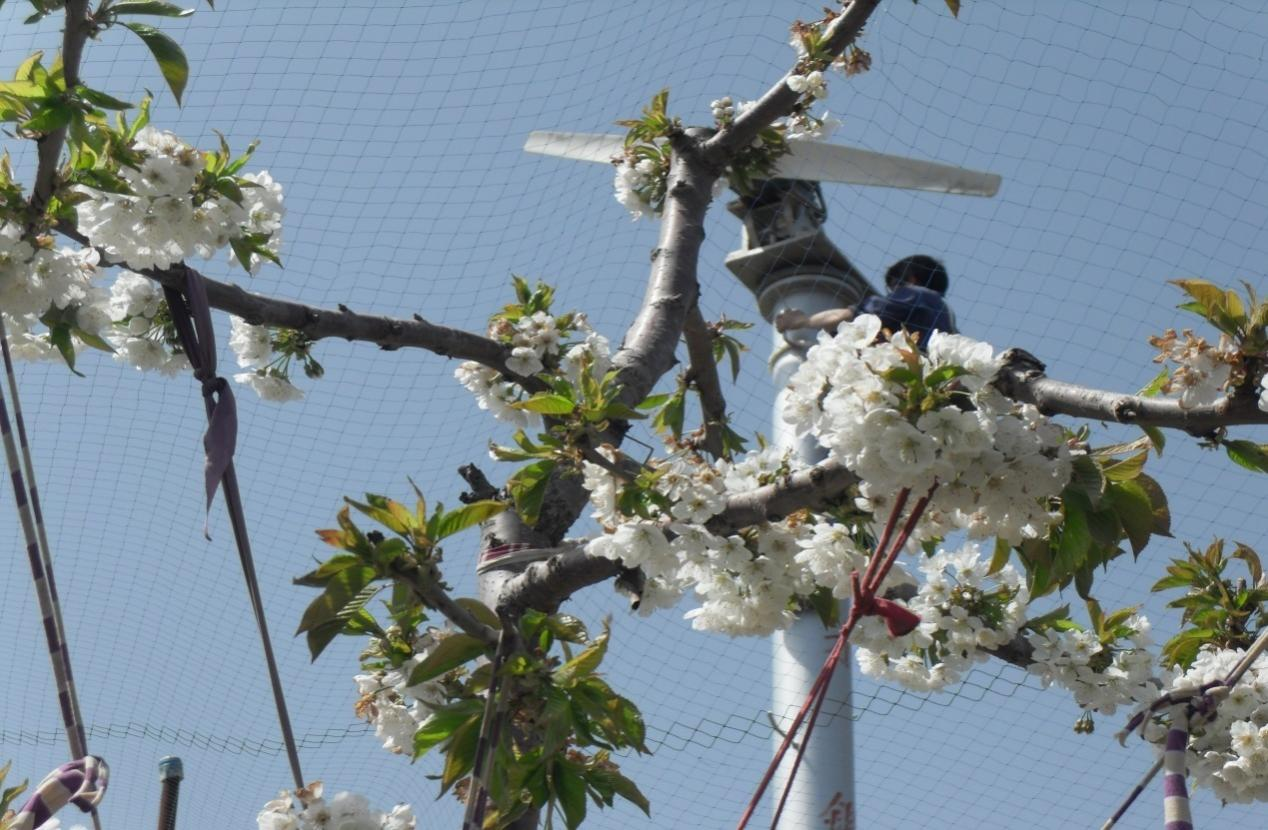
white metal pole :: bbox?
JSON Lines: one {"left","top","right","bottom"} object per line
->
{"left": 762, "top": 273, "right": 866, "bottom": 830}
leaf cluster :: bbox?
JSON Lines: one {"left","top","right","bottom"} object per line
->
{"left": 995, "top": 435, "right": 1170, "bottom": 599}
{"left": 296, "top": 485, "right": 505, "bottom": 660}
{"left": 1152, "top": 539, "right": 1268, "bottom": 669}
{"left": 419, "top": 614, "right": 650, "bottom": 829}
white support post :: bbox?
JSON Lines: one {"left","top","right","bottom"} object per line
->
{"left": 763, "top": 274, "right": 866, "bottom": 830}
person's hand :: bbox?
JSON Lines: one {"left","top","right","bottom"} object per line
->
{"left": 775, "top": 308, "right": 810, "bottom": 332}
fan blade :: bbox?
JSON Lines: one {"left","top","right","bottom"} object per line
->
{"left": 524, "top": 131, "right": 625, "bottom": 165}
{"left": 773, "top": 140, "right": 1001, "bottom": 196}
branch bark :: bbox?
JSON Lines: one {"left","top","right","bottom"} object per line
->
{"left": 992, "top": 348, "right": 1268, "bottom": 434}
{"left": 56, "top": 224, "right": 518, "bottom": 375}
{"left": 683, "top": 303, "right": 727, "bottom": 458}
{"left": 30, "top": 0, "right": 91, "bottom": 216}
{"left": 496, "top": 547, "right": 622, "bottom": 618}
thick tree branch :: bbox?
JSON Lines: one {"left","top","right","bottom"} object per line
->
{"left": 683, "top": 303, "right": 727, "bottom": 458}
{"left": 709, "top": 461, "right": 860, "bottom": 534}
{"left": 992, "top": 348, "right": 1268, "bottom": 434}
{"left": 701, "top": 0, "right": 882, "bottom": 164}
{"left": 496, "top": 547, "right": 622, "bottom": 618}
{"left": 30, "top": 1, "right": 91, "bottom": 215}
{"left": 610, "top": 136, "right": 716, "bottom": 406}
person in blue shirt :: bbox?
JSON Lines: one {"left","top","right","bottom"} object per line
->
{"left": 775, "top": 255, "right": 957, "bottom": 348}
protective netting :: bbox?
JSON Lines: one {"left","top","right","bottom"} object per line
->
{"left": 2, "top": 0, "right": 1268, "bottom": 828}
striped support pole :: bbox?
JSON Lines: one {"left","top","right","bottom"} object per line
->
{"left": 0, "top": 321, "right": 89, "bottom": 761}
{"left": 1162, "top": 703, "right": 1193, "bottom": 830}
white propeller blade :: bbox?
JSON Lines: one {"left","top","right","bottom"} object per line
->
{"left": 524, "top": 130, "right": 1001, "bottom": 197}
{"left": 523, "top": 131, "right": 625, "bottom": 165}
{"left": 776, "top": 140, "right": 1000, "bottom": 197}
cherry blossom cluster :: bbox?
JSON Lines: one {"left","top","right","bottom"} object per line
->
{"left": 353, "top": 629, "right": 448, "bottom": 757}
{"left": 1151, "top": 647, "right": 1268, "bottom": 803}
{"left": 229, "top": 317, "right": 321, "bottom": 402}
{"left": 585, "top": 443, "right": 826, "bottom": 636}
{"left": 613, "top": 154, "right": 669, "bottom": 221}
{"left": 852, "top": 542, "right": 1029, "bottom": 692}
{"left": 76, "top": 127, "right": 283, "bottom": 273}
{"left": 455, "top": 311, "right": 611, "bottom": 428}
{"left": 1025, "top": 616, "right": 1154, "bottom": 715}
{"left": 104, "top": 271, "right": 188, "bottom": 375}
{"left": 1148, "top": 328, "right": 1237, "bottom": 410}
{"left": 0, "top": 220, "right": 106, "bottom": 361}
{"left": 784, "top": 317, "right": 1072, "bottom": 546}
{"left": 257, "top": 782, "right": 415, "bottom": 830}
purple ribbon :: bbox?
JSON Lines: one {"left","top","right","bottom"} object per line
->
{"left": 161, "top": 267, "right": 237, "bottom": 534}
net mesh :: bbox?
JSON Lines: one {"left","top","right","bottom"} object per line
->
{"left": 2, "top": 0, "right": 1268, "bottom": 827}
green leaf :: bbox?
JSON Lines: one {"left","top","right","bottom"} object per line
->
{"left": 1134, "top": 473, "right": 1172, "bottom": 537}
{"left": 412, "top": 699, "right": 484, "bottom": 758}
{"left": 606, "top": 768, "right": 651, "bottom": 816}
{"left": 987, "top": 536, "right": 1011, "bottom": 575}
{"left": 553, "top": 761, "right": 588, "bottom": 830}
{"left": 924, "top": 364, "right": 969, "bottom": 387}
{"left": 14, "top": 51, "right": 43, "bottom": 81}
{"left": 74, "top": 84, "right": 133, "bottom": 110}
{"left": 121, "top": 22, "right": 190, "bottom": 105}
{"left": 1054, "top": 494, "right": 1092, "bottom": 576}
{"left": 636, "top": 392, "right": 670, "bottom": 410}
{"left": 111, "top": 1, "right": 195, "bottom": 16}
{"left": 1104, "top": 479, "right": 1154, "bottom": 556}
{"left": 515, "top": 393, "right": 575, "bottom": 415}
{"left": 439, "top": 715, "right": 480, "bottom": 795}
{"left": 407, "top": 632, "right": 488, "bottom": 685}
{"left": 0, "top": 79, "right": 46, "bottom": 100}
{"left": 1225, "top": 439, "right": 1268, "bottom": 473}
{"left": 430, "top": 500, "right": 505, "bottom": 541}
{"left": 508, "top": 459, "right": 554, "bottom": 526}
{"left": 1140, "top": 425, "right": 1166, "bottom": 456}
{"left": 296, "top": 563, "right": 375, "bottom": 633}
{"left": 1172, "top": 278, "right": 1229, "bottom": 316}
{"left": 943, "top": 0, "right": 960, "bottom": 16}
{"left": 1021, "top": 604, "right": 1073, "bottom": 633}
{"left": 553, "top": 623, "right": 609, "bottom": 687}
{"left": 453, "top": 597, "right": 501, "bottom": 631}
{"left": 545, "top": 613, "right": 589, "bottom": 644}
{"left": 1231, "top": 543, "right": 1264, "bottom": 586}
{"left": 1068, "top": 455, "right": 1106, "bottom": 506}
{"left": 21, "top": 103, "right": 72, "bottom": 133}
{"left": 1138, "top": 367, "right": 1169, "bottom": 398}
{"left": 1101, "top": 449, "right": 1147, "bottom": 482}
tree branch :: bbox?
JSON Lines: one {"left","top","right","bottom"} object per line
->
{"left": 701, "top": 0, "right": 882, "bottom": 164}
{"left": 709, "top": 461, "right": 860, "bottom": 534}
{"left": 56, "top": 224, "right": 518, "bottom": 375}
{"left": 31, "top": 0, "right": 91, "bottom": 216}
{"left": 683, "top": 303, "right": 727, "bottom": 458}
{"left": 409, "top": 566, "right": 501, "bottom": 649}
{"left": 610, "top": 134, "right": 716, "bottom": 406}
{"left": 992, "top": 348, "right": 1268, "bottom": 434}
{"left": 496, "top": 546, "right": 622, "bottom": 618}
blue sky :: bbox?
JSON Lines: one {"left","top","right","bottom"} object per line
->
{"left": 3, "top": 1, "right": 1268, "bottom": 828}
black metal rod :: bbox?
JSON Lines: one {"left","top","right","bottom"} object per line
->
{"left": 156, "top": 757, "right": 183, "bottom": 830}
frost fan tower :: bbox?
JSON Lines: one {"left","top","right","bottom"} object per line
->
{"left": 524, "top": 129, "right": 1001, "bottom": 828}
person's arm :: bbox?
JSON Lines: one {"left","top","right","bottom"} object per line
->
{"left": 774, "top": 306, "right": 856, "bottom": 333}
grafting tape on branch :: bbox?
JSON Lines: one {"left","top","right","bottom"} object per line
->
{"left": 476, "top": 543, "right": 577, "bottom": 574}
